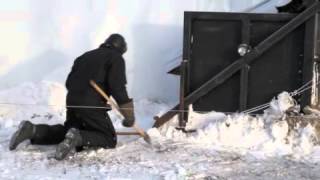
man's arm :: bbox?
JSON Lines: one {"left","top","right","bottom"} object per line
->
{"left": 108, "top": 56, "right": 131, "bottom": 104}
{"left": 108, "top": 55, "right": 135, "bottom": 127}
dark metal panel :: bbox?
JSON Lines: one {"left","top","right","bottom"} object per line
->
{"left": 190, "top": 19, "right": 242, "bottom": 112}
{"left": 153, "top": 2, "right": 320, "bottom": 128}
{"left": 248, "top": 23, "right": 305, "bottom": 109}
{"left": 253, "top": 2, "right": 319, "bottom": 55}
{"left": 185, "top": 3, "right": 319, "bottom": 111}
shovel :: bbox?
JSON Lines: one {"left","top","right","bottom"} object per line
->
{"left": 90, "top": 80, "right": 152, "bottom": 144}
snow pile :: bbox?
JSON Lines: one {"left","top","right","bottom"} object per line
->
{"left": 155, "top": 92, "right": 319, "bottom": 159}
{"left": 0, "top": 82, "right": 318, "bottom": 158}
{"left": 0, "top": 81, "right": 66, "bottom": 130}
{"left": 1, "top": 82, "right": 320, "bottom": 179}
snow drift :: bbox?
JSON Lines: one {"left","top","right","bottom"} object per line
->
{"left": 1, "top": 82, "right": 320, "bottom": 179}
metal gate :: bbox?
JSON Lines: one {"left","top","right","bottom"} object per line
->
{"left": 154, "top": 1, "right": 320, "bottom": 129}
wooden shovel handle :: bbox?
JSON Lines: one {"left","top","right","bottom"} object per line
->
{"left": 116, "top": 131, "right": 140, "bottom": 136}
{"left": 89, "top": 80, "right": 148, "bottom": 138}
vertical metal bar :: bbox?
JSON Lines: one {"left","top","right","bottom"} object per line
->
{"left": 241, "top": 16, "right": 251, "bottom": 44}
{"left": 239, "top": 16, "right": 251, "bottom": 111}
{"left": 240, "top": 65, "right": 250, "bottom": 111}
{"left": 185, "top": 13, "right": 193, "bottom": 97}
{"left": 316, "top": 12, "right": 320, "bottom": 106}
{"left": 178, "top": 13, "right": 193, "bottom": 128}
{"left": 302, "top": 12, "right": 318, "bottom": 107}
{"left": 179, "top": 60, "right": 187, "bottom": 128}
{"left": 182, "top": 13, "right": 192, "bottom": 60}
{"left": 313, "top": 62, "right": 320, "bottom": 106}
{"left": 311, "top": 12, "right": 319, "bottom": 106}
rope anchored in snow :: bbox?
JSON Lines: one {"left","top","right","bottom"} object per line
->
{"left": 0, "top": 102, "right": 243, "bottom": 115}
{"left": 0, "top": 79, "right": 318, "bottom": 115}
{"left": 242, "top": 79, "right": 318, "bottom": 114}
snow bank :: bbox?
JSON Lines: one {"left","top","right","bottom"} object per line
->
{"left": 154, "top": 92, "right": 320, "bottom": 159}
{"left": 0, "top": 81, "right": 66, "bottom": 131}
{"left": 1, "top": 82, "right": 319, "bottom": 159}
{"left": 1, "top": 82, "right": 320, "bottom": 179}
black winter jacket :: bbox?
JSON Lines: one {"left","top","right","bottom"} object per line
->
{"left": 65, "top": 45, "right": 131, "bottom": 107}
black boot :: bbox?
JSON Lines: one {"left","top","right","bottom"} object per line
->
{"left": 9, "top": 121, "right": 36, "bottom": 151}
{"left": 54, "top": 128, "right": 83, "bottom": 160}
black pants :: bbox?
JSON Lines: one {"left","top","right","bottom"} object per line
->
{"left": 30, "top": 108, "right": 117, "bottom": 148}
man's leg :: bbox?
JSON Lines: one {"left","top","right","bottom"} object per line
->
{"left": 54, "top": 109, "right": 117, "bottom": 160}
{"left": 54, "top": 128, "right": 83, "bottom": 160}
{"left": 10, "top": 109, "right": 80, "bottom": 150}
{"left": 80, "top": 129, "right": 117, "bottom": 148}
{"left": 30, "top": 124, "right": 67, "bottom": 145}
{"left": 54, "top": 127, "right": 117, "bottom": 160}
{"left": 9, "top": 121, "right": 67, "bottom": 150}
{"left": 76, "top": 108, "right": 117, "bottom": 148}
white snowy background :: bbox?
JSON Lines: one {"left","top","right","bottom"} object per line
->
{"left": 3, "top": 0, "right": 320, "bottom": 180}
{"left": 0, "top": 0, "right": 288, "bottom": 102}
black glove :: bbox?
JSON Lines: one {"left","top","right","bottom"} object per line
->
{"left": 119, "top": 100, "right": 135, "bottom": 127}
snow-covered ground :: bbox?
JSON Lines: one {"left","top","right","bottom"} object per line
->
{"left": 1, "top": 0, "right": 315, "bottom": 179}
{"left": 1, "top": 81, "right": 320, "bottom": 179}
